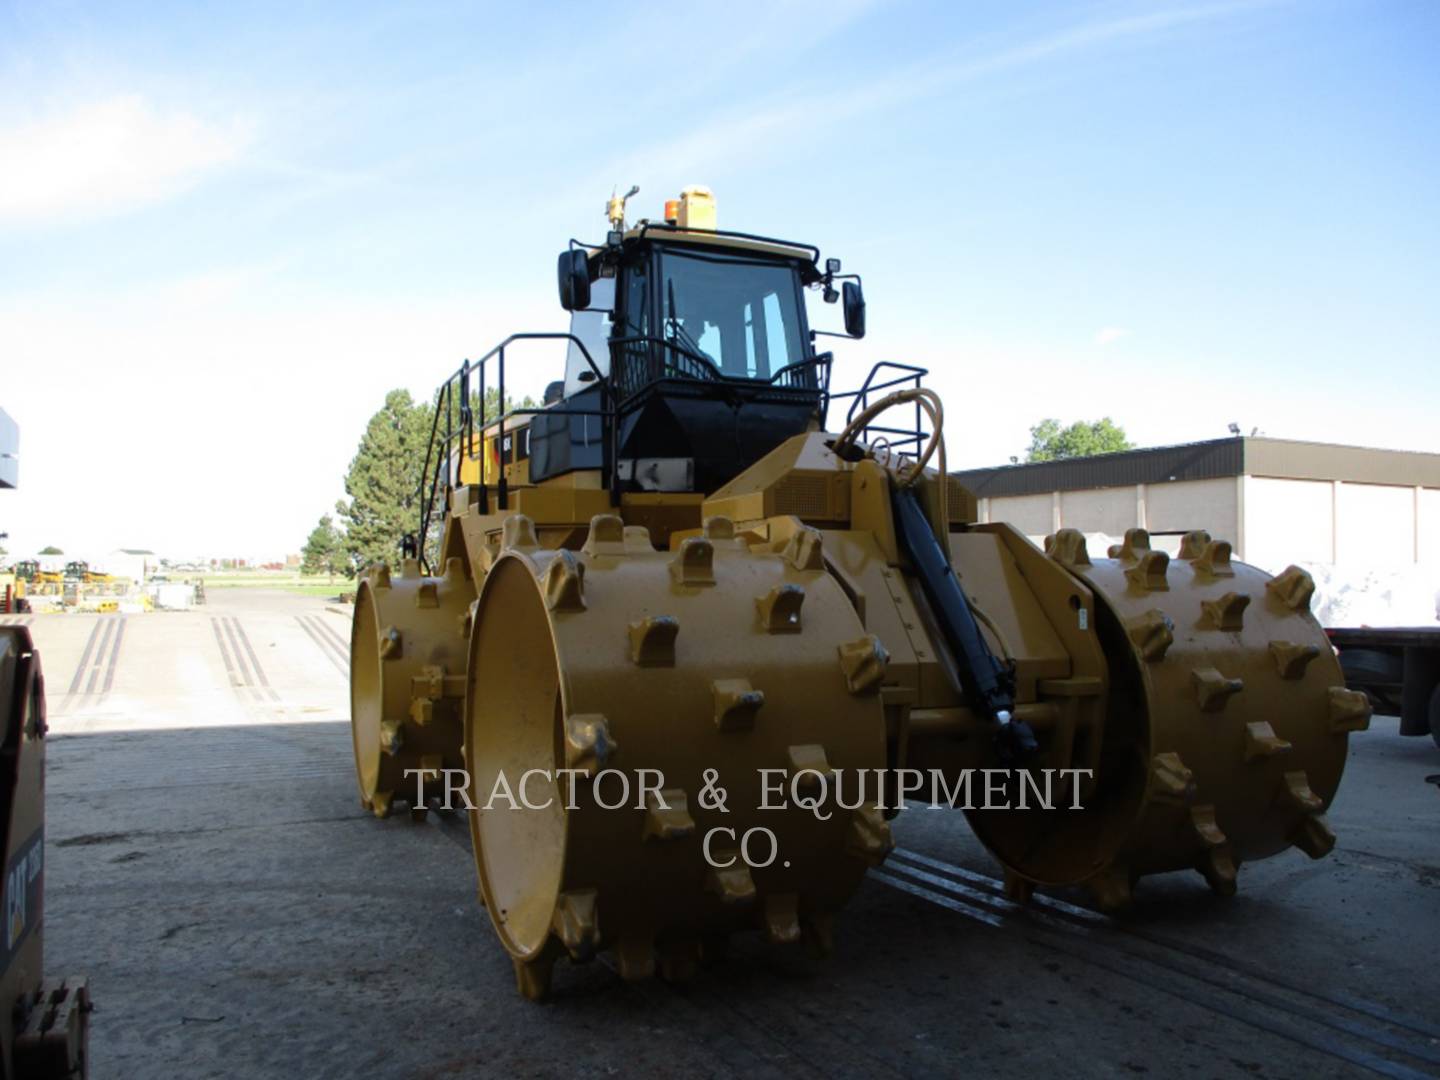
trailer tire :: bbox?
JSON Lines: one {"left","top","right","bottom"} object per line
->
{"left": 1338, "top": 648, "right": 1405, "bottom": 715}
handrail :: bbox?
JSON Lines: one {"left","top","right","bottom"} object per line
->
{"left": 831, "top": 361, "right": 931, "bottom": 457}
{"left": 769, "top": 354, "right": 832, "bottom": 388}
{"left": 608, "top": 335, "right": 831, "bottom": 402}
{"left": 835, "top": 362, "right": 928, "bottom": 419}
{"left": 413, "top": 341, "right": 909, "bottom": 573}
{"left": 416, "top": 332, "right": 610, "bottom": 571}
{"left": 471, "top": 332, "right": 605, "bottom": 386}
{"left": 608, "top": 334, "right": 723, "bottom": 395}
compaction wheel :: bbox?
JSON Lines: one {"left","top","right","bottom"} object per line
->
{"left": 978, "top": 527, "right": 1371, "bottom": 910}
{"left": 463, "top": 514, "right": 891, "bottom": 998}
{"left": 351, "top": 557, "right": 475, "bottom": 819}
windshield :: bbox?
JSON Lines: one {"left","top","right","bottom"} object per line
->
{"left": 657, "top": 248, "right": 805, "bottom": 381}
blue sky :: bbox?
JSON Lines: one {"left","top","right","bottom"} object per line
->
{"left": 2, "top": 0, "right": 1436, "bottom": 557}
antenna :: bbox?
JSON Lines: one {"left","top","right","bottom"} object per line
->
{"left": 607, "top": 185, "right": 640, "bottom": 231}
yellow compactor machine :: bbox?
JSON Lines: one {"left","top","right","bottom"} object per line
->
{"left": 349, "top": 187, "right": 1370, "bottom": 999}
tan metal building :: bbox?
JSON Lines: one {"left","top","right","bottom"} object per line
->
{"left": 954, "top": 437, "right": 1440, "bottom": 577}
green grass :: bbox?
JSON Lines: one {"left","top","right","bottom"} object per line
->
{"left": 199, "top": 572, "right": 305, "bottom": 588}
{"left": 192, "top": 571, "right": 355, "bottom": 598}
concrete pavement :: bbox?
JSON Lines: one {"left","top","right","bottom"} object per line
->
{"left": 9, "top": 590, "right": 1438, "bottom": 1079}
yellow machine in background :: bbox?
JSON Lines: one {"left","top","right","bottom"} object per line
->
{"left": 63, "top": 562, "right": 115, "bottom": 589}
{"left": 348, "top": 189, "right": 1368, "bottom": 999}
{"left": 14, "top": 563, "right": 61, "bottom": 598}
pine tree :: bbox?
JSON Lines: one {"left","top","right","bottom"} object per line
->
{"left": 336, "top": 389, "right": 434, "bottom": 574}
{"left": 301, "top": 514, "right": 344, "bottom": 582}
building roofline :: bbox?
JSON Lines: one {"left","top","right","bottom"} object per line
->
{"left": 953, "top": 437, "right": 1440, "bottom": 499}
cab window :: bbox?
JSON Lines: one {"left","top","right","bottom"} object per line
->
{"left": 657, "top": 248, "right": 804, "bottom": 381}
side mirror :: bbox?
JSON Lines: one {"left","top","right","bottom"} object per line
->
{"left": 842, "top": 280, "right": 866, "bottom": 339}
{"left": 557, "top": 250, "right": 591, "bottom": 311}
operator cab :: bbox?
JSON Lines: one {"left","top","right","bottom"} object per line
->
{"left": 531, "top": 187, "right": 865, "bottom": 493}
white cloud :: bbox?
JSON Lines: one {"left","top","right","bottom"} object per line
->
{"left": 1095, "top": 327, "right": 1130, "bottom": 345}
{"left": 0, "top": 95, "right": 251, "bottom": 226}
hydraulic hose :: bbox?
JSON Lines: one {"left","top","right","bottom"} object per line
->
{"left": 832, "top": 386, "right": 949, "bottom": 546}
{"left": 834, "top": 388, "right": 1034, "bottom": 762}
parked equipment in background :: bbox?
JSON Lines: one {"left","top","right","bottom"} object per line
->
{"left": 16, "top": 563, "right": 61, "bottom": 597}
{"left": 347, "top": 187, "right": 1368, "bottom": 1000}
{"left": 62, "top": 563, "right": 113, "bottom": 589}
{"left": 1328, "top": 626, "right": 1440, "bottom": 748}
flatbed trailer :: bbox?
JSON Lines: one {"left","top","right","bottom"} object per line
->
{"left": 1327, "top": 626, "right": 1440, "bottom": 747}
